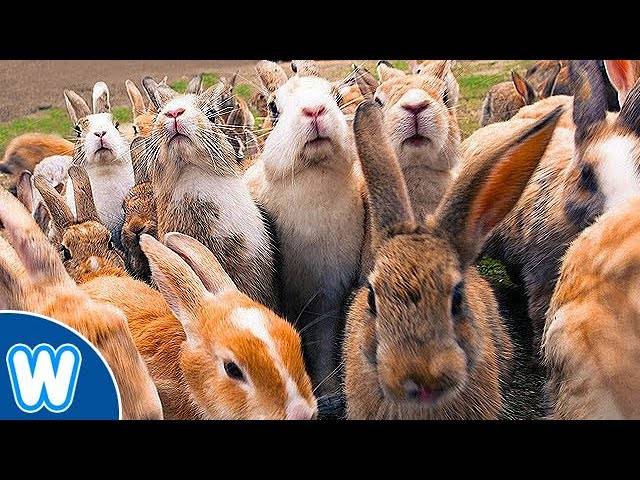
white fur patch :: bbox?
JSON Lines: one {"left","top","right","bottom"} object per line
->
{"left": 596, "top": 136, "right": 640, "bottom": 209}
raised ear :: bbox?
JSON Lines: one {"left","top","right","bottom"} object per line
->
{"left": 435, "top": 107, "right": 562, "bottom": 266}
{"left": 570, "top": 60, "right": 608, "bottom": 143}
{"left": 63, "top": 90, "right": 91, "bottom": 124}
{"left": 540, "top": 61, "right": 562, "bottom": 98}
{"left": 377, "top": 61, "right": 405, "bottom": 82}
{"left": 68, "top": 166, "right": 100, "bottom": 223}
{"left": 604, "top": 60, "right": 638, "bottom": 106}
{"left": 130, "top": 137, "right": 150, "bottom": 184}
{"left": 163, "top": 232, "right": 237, "bottom": 296}
{"left": 140, "top": 234, "right": 207, "bottom": 346}
{"left": 353, "top": 100, "right": 415, "bottom": 234}
{"left": 125, "top": 79, "right": 146, "bottom": 117}
{"left": 33, "top": 174, "right": 75, "bottom": 233}
{"left": 512, "top": 70, "right": 536, "bottom": 104}
{"left": 142, "top": 76, "right": 179, "bottom": 110}
{"left": 409, "top": 60, "right": 420, "bottom": 74}
{"left": 186, "top": 74, "right": 203, "bottom": 95}
{"left": 291, "top": 60, "right": 320, "bottom": 77}
{"left": 229, "top": 71, "right": 239, "bottom": 88}
{"left": 615, "top": 77, "right": 640, "bottom": 135}
{"left": 256, "top": 60, "right": 288, "bottom": 93}
{"left": 419, "top": 60, "right": 451, "bottom": 81}
{"left": 92, "top": 81, "right": 111, "bottom": 114}
{"left": 16, "top": 171, "right": 34, "bottom": 213}
{"left": 0, "top": 188, "right": 73, "bottom": 289}
{"left": 352, "top": 64, "right": 379, "bottom": 99}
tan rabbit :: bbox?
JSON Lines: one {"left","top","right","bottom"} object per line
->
{"left": 343, "top": 100, "right": 562, "bottom": 420}
{"left": 0, "top": 187, "right": 162, "bottom": 420}
{"left": 0, "top": 133, "right": 74, "bottom": 192}
{"left": 480, "top": 65, "right": 562, "bottom": 126}
{"left": 125, "top": 79, "right": 157, "bottom": 139}
{"left": 544, "top": 196, "right": 640, "bottom": 419}
{"left": 410, "top": 60, "right": 461, "bottom": 107}
{"left": 141, "top": 77, "right": 279, "bottom": 311}
{"left": 245, "top": 60, "right": 366, "bottom": 394}
{"left": 480, "top": 60, "right": 640, "bottom": 346}
{"left": 373, "top": 60, "right": 460, "bottom": 220}
{"left": 103, "top": 232, "right": 315, "bottom": 420}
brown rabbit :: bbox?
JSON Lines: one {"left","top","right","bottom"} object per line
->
{"left": 0, "top": 187, "right": 162, "bottom": 420}
{"left": 343, "top": 100, "right": 562, "bottom": 419}
{"left": 126, "top": 79, "right": 157, "bottom": 139}
{"left": 482, "top": 60, "right": 640, "bottom": 345}
{"left": 0, "top": 133, "right": 74, "bottom": 193}
{"left": 525, "top": 60, "right": 571, "bottom": 95}
{"left": 544, "top": 197, "right": 640, "bottom": 420}
{"left": 480, "top": 65, "right": 562, "bottom": 126}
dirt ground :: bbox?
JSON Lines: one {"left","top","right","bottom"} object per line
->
{"left": 0, "top": 60, "right": 360, "bottom": 122}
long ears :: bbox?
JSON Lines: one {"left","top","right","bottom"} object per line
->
{"left": 140, "top": 234, "right": 208, "bottom": 345}
{"left": 418, "top": 60, "right": 451, "bottom": 81}
{"left": 130, "top": 137, "right": 149, "bottom": 184}
{"left": 163, "top": 232, "right": 237, "bottom": 296}
{"left": 540, "top": 61, "right": 562, "bottom": 98}
{"left": 255, "top": 60, "right": 288, "bottom": 93}
{"left": 142, "top": 76, "right": 179, "bottom": 110}
{"left": 571, "top": 60, "right": 609, "bottom": 144}
{"left": 229, "top": 71, "right": 239, "bottom": 89}
{"left": 33, "top": 175, "right": 75, "bottom": 233}
{"left": 616, "top": 77, "right": 640, "bottom": 135}
{"left": 68, "top": 166, "right": 100, "bottom": 223}
{"left": 377, "top": 61, "right": 405, "bottom": 82}
{"left": 186, "top": 74, "right": 203, "bottom": 95}
{"left": 435, "top": 107, "right": 562, "bottom": 266}
{"left": 0, "top": 188, "right": 73, "bottom": 289}
{"left": 353, "top": 101, "right": 415, "bottom": 233}
{"left": 92, "top": 82, "right": 111, "bottom": 114}
{"left": 512, "top": 70, "right": 537, "bottom": 104}
{"left": 408, "top": 60, "right": 420, "bottom": 74}
{"left": 63, "top": 89, "right": 91, "bottom": 124}
{"left": 16, "top": 171, "right": 34, "bottom": 213}
{"left": 352, "top": 64, "right": 379, "bottom": 99}
{"left": 291, "top": 60, "right": 319, "bottom": 77}
{"left": 604, "top": 60, "right": 638, "bottom": 106}
{"left": 125, "top": 79, "right": 146, "bottom": 117}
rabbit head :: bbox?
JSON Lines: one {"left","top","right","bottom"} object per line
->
{"left": 126, "top": 79, "right": 157, "bottom": 139}
{"left": 140, "top": 232, "right": 317, "bottom": 420}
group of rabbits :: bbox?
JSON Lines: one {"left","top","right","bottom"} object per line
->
{"left": 0, "top": 58, "right": 639, "bottom": 420}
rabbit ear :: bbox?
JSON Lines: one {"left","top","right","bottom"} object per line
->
{"left": 616, "top": 77, "right": 640, "bottom": 135}
{"left": 604, "top": 60, "right": 638, "bottom": 106}
{"left": 255, "top": 60, "right": 288, "bottom": 93}
{"left": 291, "top": 60, "right": 320, "bottom": 77}
{"left": 570, "top": 60, "right": 609, "bottom": 144}
{"left": 64, "top": 90, "right": 91, "bottom": 124}
{"left": 229, "top": 71, "right": 239, "bottom": 88}
{"left": 540, "top": 62, "right": 562, "bottom": 98}
{"left": 142, "top": 76, "right": 178, "bottom": 110}
{"left": 353, "top": 100, "right": 415, "bottom": 234}
{"left": 16, "top": 171, "right": 34, "bottom": 213}
{"left": 0, "top": 235, "right": 27, "bottom": 310}
{"left": 408, "top": 60, "right": 420, "bottom": 74}
{"left": 68, "top": 166, "right": 100, "bottom": 223}
{"left": 419, "top": 60, "right": 451, "bottom": 81}
{"left": 140, "top": 234, "right": 207, "bottom": 346}
{"left": 512, "top": 71, "right": 537, "bottom": 104}
{"left": 130, "top": 137, "right": 150, "bottom": 184}
{"left": 33, "top": 174, "right": 75, "bottom": 232}
{"left": 126, "top": 79, "right": 146, "bottom": 117}
{"left": 186, "top": 74, "right": 203, "bottom": 95}
{"left": 0, "top": 188, "right": 73, "bottom": 289}
{"left": 351, "top": 64, "right": 379, "bottom": 100}
{"left": 92, "top": 82, "right": 111, "bottom": 114}
{"left": 377, "top": 61, "right": 405, "bottom": 82}
{"left": 435, "top": 107, "right": 562, "bottom": 267}
{"left": 163, "top": 232, "right": 237, "bottom": 296}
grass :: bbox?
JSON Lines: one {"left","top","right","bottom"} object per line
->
{"left": 476, "top": 256, "right": 516, "bottom": 288}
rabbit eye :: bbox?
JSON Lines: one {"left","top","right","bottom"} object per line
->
{"left": 114, "top": 121, "right": 120, "bottom": 130}
{"left": 451, "top": 281, "right": 464, "bottom": 318}
{"left": 223, "top": 361, "right": 245, "bottom": 381}
{"left": 442, "top": 89, "right": 450, "bottom": 107}
{"left": 132, "top": 125, "right": 139, "bottom": 135}
{"left": 367, "top": 281, "right": 377, "bottom": 316}
{"left": 108, "top": 240, "right": 115, "bottom": 250}
{"left": 268, "top": 99, "right": 279, "bottom": 120}
{"left": 60, "top": 245, "right": 72, "bottom": 262}
{"left": 74, "top": 125, "right": 81, "bottom": 137}
{"left": 374, "top": 96, "right": 384, "bottom": 107}
{"left": 579, "top": 164, "right": 598, "bottom": 193}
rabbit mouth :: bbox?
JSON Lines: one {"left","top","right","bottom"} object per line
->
{"left": 168, "top": 133, "right": 189, "bottom": 145}
{"left": 403, "top": 134, "right": 430, "bottom": 147}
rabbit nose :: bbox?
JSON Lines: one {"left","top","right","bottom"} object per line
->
{"left": 402, "top": 100, "right": 429, "bottom": 115}
{"left": 285, "top": 401, "right": 317, "bottom": 420}
{"left": 94, "top": 131, "right": 107, "bottom": 138}
{"left": 402, "top": 378, "right": 434, "bottom": 403}
{"left": 302, "top": 105, "right": 326, "bottom": 118}
{"left": 165, "top": 108, "right": 185, "bottom": 119}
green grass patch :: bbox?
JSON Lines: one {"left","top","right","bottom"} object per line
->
{"left": 235, "top": 83, "right": 252, "bottom": 101}
{"left": 476, "top": 256, "right": 516, "bottom": 288}
{"left": 171, "top": 72, "right": 221, "bottom": 93}
{"left": 391, "top": 60, "right": 409, "bottom": 71}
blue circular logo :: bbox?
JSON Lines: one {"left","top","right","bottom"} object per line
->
{"left": 0, "top": 311, "right": 121, "bottom": 420}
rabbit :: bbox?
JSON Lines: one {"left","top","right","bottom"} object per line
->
{"left": 226, "top": 100, "right": 260, "bottom": 171}
{"left": 603, "top": 60, "right": 640, "bottom": 108}
{"left": 373, "top": 59, "right": 460, "bottom": 221}
{"left": 343, "top": 100, "right": 562, "bottom": 420}
{"left": 63, "top": 81, "right": 134, "bottom": 247}
{"left": 525, "top": 60, "right": 571, "bottom": 95}
{"left": 141, "top": 76, "right": 279, "bottom": 311}
{"left": 0, "top": 187, "right": 162, "bottom": 420}
{"left": 291, "top": 60, "right": 320, "bottom": 77}
{"left": 480, "top": 64, "right": 562, "bottom": 126}
{"left": 544, "top": 196, "right": 640, "bottom": 420}
{"left": 245, "top": 60, "right": 366, "bottom": 394}
{"left": 479, "top": 60, "right": 640, "bottom": 346}
{"left": 331, "top": 64, "right": 379, "bottom": 118}
{"left": 86, "top": 231, "right": 315, "bottom": 420}
{"left": 0, "top": 133, "right": 73, "bottom": 193}
{"left": 409, "top": 60, "right": 461, "bottom": 107}
{"left": 125, "top": 78, "right": 157, "bottom": 139}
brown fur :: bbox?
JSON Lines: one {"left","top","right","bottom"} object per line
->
{"left": 544, "top": 197, "right": 640, "bottom": 419}
{"left": 344, "top": 100, "right": 561, "bottom": 419}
